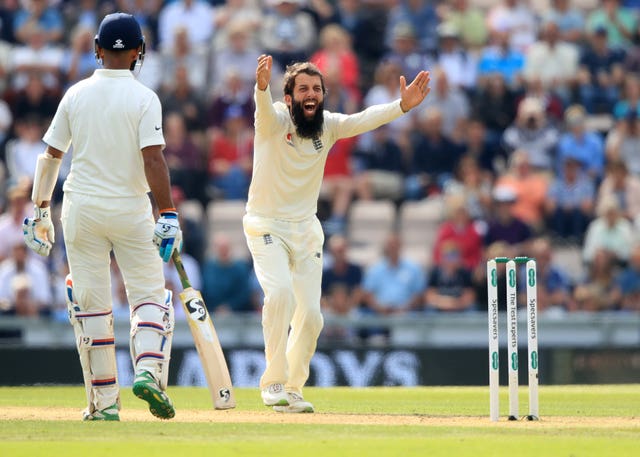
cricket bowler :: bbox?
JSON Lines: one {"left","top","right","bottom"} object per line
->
{"left": 245, "top": 54, "right": 430, "bottom": 413}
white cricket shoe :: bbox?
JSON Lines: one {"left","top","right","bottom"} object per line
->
{"left": 261, "top": 383, "right": 289, "bottom": 406}
{"left": 273, "top": 392, "right": 314, "bottom": 413}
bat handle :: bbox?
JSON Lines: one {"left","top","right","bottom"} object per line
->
{"left": 171, "top": 250, "right": 192, "bottom": 290}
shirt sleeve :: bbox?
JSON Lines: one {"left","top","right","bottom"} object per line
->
{"left": 139, "top": 93, "right": 165, "bottom": 150}
{"left": 42, "top": 93, "right": 72, "bottom": 152}
{"left": 329, "top": 100, "right": 405, "bottom": 140}
{"left": 254, "top": 84, "right": 287, "bottom": 134}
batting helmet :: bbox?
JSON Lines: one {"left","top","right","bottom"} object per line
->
{"left": 95, "top": 12, "right": 144, "bottom": 51}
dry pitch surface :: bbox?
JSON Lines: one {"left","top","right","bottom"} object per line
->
{"left": 3, "top": 406, "right": 636, "bottom": 429}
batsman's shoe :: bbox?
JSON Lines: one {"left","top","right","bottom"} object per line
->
{"left": 261, "top": 383, "right": 289, "bottom": 406}
{"left": 82, "top": 404, "right": 120, "bottom": 421}
{"left": 132, "top": 371, "right": 175, "bottom": 419}
{"left": 273, "top": 392, "right": 314, "bottom": 414}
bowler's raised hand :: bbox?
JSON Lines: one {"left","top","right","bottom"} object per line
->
{"left": 399, "top": 70, "right": 431, "bottom": 113}
{"left": 256, "top": 54, "right": 273, "bottom": 91}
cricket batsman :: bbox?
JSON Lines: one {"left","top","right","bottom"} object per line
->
{"left": 22, "top": 13, "right": 182, "bottom": 421}
{"left": 245, "top": 54, "right": 430, "bottom": 413}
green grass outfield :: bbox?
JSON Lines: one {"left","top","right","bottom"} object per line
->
{"left": 1, "top": 385, "right": 639, "bottom": 457}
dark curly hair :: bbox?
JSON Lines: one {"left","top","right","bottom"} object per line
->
{"left": 283, "top": 62, "right": 327, "bottom": 97}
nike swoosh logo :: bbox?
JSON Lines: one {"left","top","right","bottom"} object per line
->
{"left": 155, "top": 126, "right": 161, "bottom": 131}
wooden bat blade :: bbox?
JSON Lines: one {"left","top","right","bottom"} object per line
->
{"left": 180, "top": 287, "right": 236, "bottom": 409}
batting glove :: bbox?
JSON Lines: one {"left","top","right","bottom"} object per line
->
{"left": 23, "top": 206, "right": 55, "bottom": 257}
{"left": 153, "top": 210, "right": 183, "bottom": 262}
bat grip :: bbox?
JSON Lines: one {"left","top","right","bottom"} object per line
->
{"left": 171, "top": 250, "right": 192, "bottom": 290}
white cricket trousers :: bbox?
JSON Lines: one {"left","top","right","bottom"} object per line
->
{"left": 243, "top": 213, "right": 325, "bottom": 393}
{"left": 61, "top": 192, "right": 167, "bottom": 405}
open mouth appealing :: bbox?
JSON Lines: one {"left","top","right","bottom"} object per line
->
{"left": 303, "top": 100, "right": 317, "bottom": 114}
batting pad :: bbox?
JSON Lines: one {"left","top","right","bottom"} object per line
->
{"left": 130, "top": 291, "right": 174, "bottom": 389}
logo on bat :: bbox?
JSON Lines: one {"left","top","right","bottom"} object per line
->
{"left": 186, "top": 297, "right": 207, "bottom": 322}
{"left": 219, "top": 388, "right": 231, "bottom": 402}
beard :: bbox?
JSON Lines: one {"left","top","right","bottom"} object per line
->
{"left": 290, "top": 98, "right": 324, "bottom": 139}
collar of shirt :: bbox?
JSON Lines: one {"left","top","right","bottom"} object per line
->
{"left": 94, "top": 69, "right": 134, "bottom": 78}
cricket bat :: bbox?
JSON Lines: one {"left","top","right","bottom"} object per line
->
{"left": 172, "top": 250, "right": 236, "bottom": 409}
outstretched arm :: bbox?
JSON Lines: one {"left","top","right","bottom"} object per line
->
{"left": 399, "top": 70, "right": 431, "bottom": 113}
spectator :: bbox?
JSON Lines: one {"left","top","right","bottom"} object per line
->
{"left": 361, "top": 232, "right": 425, "bottom": 317}
{"left": 159, "top": 65, "right": 207, "bottom": 133}
{"left": 321, "top": 233, "right": 363, "bottom": 335}
{"left": 586, "top": 0, "right": 636, "bottom": 49}
{"left": 211, "top": 0, "right": 262, "bottom": 52}
{"left": 424, "top": 240, "right": 476, "bottom": 312}
{"left": 486, "top": 0, "right": 538, "bottom": 54}
{"left": 439, "top": 0, "right": 488, "bottom": 52}
{"left": 385, "top": 0, "right": 439, "bottom": 54}
{"left": 526, "top": 236, "right": 574, "bottom": 314}
{"left": 434, "top": 22, "right": 477, "bottom": 93}
{"left": 261, "top": 0, "right": 317, "bottom": 71}
{"left": 353, "top": 125, "right": 406, "bottom": 202}
{"left": 518, "top": 75, "right": 566, "bottom": 124}
{"left": 573, "top": 248, "right": 620, "bottom": 312}
{"left": 557, "top": 104, "right": 605, "bottom": 180}
{"left": 345, "top": 0, "right": 388, "bottom": 94}
{"left": 159, "top": 25, "right": 208, "bottom": 97}
{"left": 9, "top": 23, "right": 64, "bottom": 93}
{"left": 163, "top": 112, "right": 207, "bottom": 204}
{"left": 458, "top": 118, "right": 505, "bottom": 181}
{"left": 360, "top": 59, "right": 413, "bottom": 145}
{"left": 583, "top": 197, "right": 634, "bottom": 265}
{"left": 4, "top": 114, "right": 47, "bottom": 185}
{"left": 545, "top": 157, "right": 596, "bottom": 242}
{"left": 576, "top": 27, "right": 625, "bottom": 114}
{"left": 596, "top": 159, "right": 640, "bottom": 223}
{"left": 484, "top": 185, "right": 532, "bottom": 249}
{"left": 477, "top": 28, "right": 525, "bottom": 88}
{"left": 605, "top": 109, "right": 640, "bottom": 177}
{"left": 310, "top": 23, "right": 360, "bottom": 100}
{"left": 382, "top": 22, "right": 435, "bottom": 83}
{"left": 523, "top": 19, "right": 579, "bottom": 105}
{"left": 444, "top": 155, "right": 492, "bottom": 223}
{"left": 206, "top": 70, "right": 254, "bottom": 132}
{"left": 157, "top": 0, "right": 214, "bottom": 52}
{"left": 611, "top": 244, "right": 640, "bottom": 312}
{"left": 432, "top": 193, "right": 483, "bottom": 270}
{"left": 61, "top": 25, "right": 100, "bottom": 89}
{"left": 9, "top": 72, "right": 58, "bottom": 124}
{"left": 171, "top": 186, "right": 207, "bottom": 266}
{"left": 502, "top": 97, "right": 560, "bottom": 172}
{"left": 0, "top": 242, "right": 51, "bottom": 317}
{"left": 207, "top": 104, "right": 253, "bottom": 201}
{"left": 319, "top": 68, "right": 359, "bottom": 234}
{"left": 613, "top": 73, "right": 640, "bottom": 120}
{"left": 471, "top": 73, "right": 518, "bottom": 153}
{"left": 209, "top": 19, "right": 262, "bottom": 94}
{"left": 419, "top": 67, "right": 470, "bottom": 141}
{"left": 495, "top": 149, "right": 549, "bottom": 231}
{"left": 202, "top": 234, "right": 253, "bottom": 314}
{"left": 405, "top": 106, "right": 464, "bottom": 199}
{"left": 542, "top": 0, "right": 586, "bottom": 45}
{"left": 0, "top": 180, "right": 31, "bottom": 263}
{"left": 320, "top": 283, "right": 359, "bottom": 343}
{"left": 13, "top": 0, "right": 63, "bottom": 45}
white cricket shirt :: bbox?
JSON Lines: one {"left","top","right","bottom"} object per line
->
{"left": 43, "top": 69, "right": 165, "bottom": 198}
{"left": 247, "top": 85, "right": 405, "bottom": 221}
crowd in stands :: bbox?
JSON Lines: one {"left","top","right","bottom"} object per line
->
{"left": 1, "top": 1, "right": 640, "bottom": 343}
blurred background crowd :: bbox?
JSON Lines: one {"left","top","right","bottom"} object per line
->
{"left": 1, "top": 0, "right": 640, "bottom": 343}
